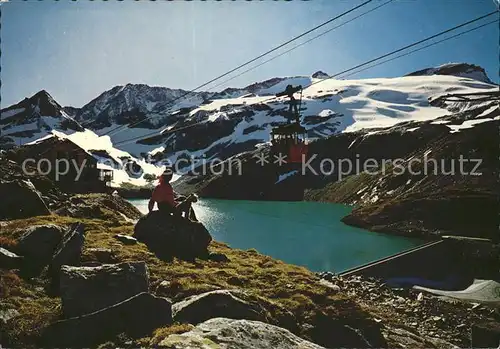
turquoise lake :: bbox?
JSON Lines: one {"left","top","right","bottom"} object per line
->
{"left": 128, "top": 198, "right": 422, "bottom": 273}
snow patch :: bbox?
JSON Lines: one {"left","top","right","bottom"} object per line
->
{"left": 446, "top": 119, "right": 495, "bottom": 133}
{"left": 275, "top": 170, "right": 299, "bottom": 184}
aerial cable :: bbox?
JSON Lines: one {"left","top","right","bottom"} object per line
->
{"left": 112, "top": 11, "right": 498, "bottom": 148}
{"left": 96, "top": 0, "right": 375, "bottom": 138}
{"left": 338, "top": 20, "right": 500, "bottom": 79}
{"left": 205, "top": 0, "right": 395, "bottom": 93}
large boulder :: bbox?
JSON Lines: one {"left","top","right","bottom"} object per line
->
{"left": 304, "top": 312, "right": 386, "bottom": 348}
{"left": 133, "top": 211, "right": 212, "bottom": 260}
{"left": 472, "top": 321, "right": 500, "bottom": 348}
{"left": 0, "top": 247, "right": 23, "bottom": 270}
{"left": 172, "top": 290, "right": 295, "bottom": 330}
{"left": 0, "top": 179, "right": 50, "bottom": 220}
{"left": 16, "top": 224, "right": 64, "bottom": 267}
{"left": 158, "top": 318, "right": 325, "bottom": 349}
{"left": 59, "top": 261, "right": 149, "bottom": 318}
{"left": 42, "top": 292, "right": 172, "bottom": 347}
{"left": 49, "top": 223, "right": 86, "bottom": 288}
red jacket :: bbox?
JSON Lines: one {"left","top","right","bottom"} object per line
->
{"left": 152, "top": 182, "right": 175, "bottom": 207}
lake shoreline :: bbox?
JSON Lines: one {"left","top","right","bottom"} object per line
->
{"left": 127, "top": 198, "right": 424, "bottom": 273}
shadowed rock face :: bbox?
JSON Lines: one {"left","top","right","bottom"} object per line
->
{"left": 59, "top": 261, "right": 150, "bottom": 318}
{"left": 133, "top": 211, "right": 212, "bottom": 261}
{"left": 15, "top": 224, "right": 64, "bottom": 266}
{"left": 339, "top": 118, "right": 499, "bottom": 240}
{"left": 158, "top": 318, "right": 325, "bottom": 349}
{"left": 171, "top": 289, "right": 297, "bottom": 331}
{"left": 42, "top": 292, "right": 173, "bottom": 347}
{"left": 172, "top": 290, "right": 264, "bottom": 324}
{"left": 0, "top": 179, "right": 51, "bottom": 220}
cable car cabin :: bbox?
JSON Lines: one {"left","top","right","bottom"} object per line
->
{"left": 271, "top": 123, "right": 309, "bottom": 164}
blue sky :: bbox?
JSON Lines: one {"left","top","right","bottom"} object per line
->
{"left": 1, "top": 0, "right": 498, "bottom": 108}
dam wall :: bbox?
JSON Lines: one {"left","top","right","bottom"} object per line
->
{"left": 340, "top": 236, "right": 497, "bottom": 287}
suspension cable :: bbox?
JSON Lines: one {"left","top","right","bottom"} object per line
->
{"left": 113, "top": 11, "right": 498, "bottom": 148}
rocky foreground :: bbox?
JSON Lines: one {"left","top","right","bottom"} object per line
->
{"left": 1, "top": 156, "right": 499, "bottom": 348}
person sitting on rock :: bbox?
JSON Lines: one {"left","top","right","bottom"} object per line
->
{"left": 148, "top": 168, "right": 198, "bottom": 221}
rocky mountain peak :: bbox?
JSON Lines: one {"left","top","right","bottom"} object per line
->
{"left": 2, "top": 90, "right": 63, "bottom": 118}
{"left": 406, "top": 63, "right": 494, "bottom": 84}
{"left": 312, "top": 71, "right": 330, "bottom": 79}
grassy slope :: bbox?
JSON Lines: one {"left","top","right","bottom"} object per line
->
{"left": 0, "top": 212, "right": 372, "bottom": 348}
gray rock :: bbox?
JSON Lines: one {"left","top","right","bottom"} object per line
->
{"left": 114, "top": 234, "right": 138, "bottom": 245}
{"left": 0, "top": 179, "right": 50, "bottom": 220}
{"left": 42, "top": 292, "right": 172, "bottom": 347}
{"left": 172, "top": 290, "right": 265, "bottom": 325}
{"left": 0, "top": 247, "right": 23, "bottom": 269}
{"left": 172, "top": 290, "right": 297, "bottom": 332}
{"left": 16, "top": 224, "right": 64, "bottom": 265}
{"left": 158, "top": 318, "right": 325, "bottom": 349}
{"left": 0, "top": 309, "right": 20, "bottom": 323}
{"left": 59, "top": 261, "right": 149, "bottom": 318}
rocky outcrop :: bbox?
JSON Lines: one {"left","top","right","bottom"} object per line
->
{"left": 42, "top": 292, "right": 172, "bottom": 347}
{"left": 59, "top": 261, "right": 149, "bottom": 318}
{"left": 158, "top": 318, "right": 324, "bottom": 349}
{"left": 0, "top": 247, "right": 23, "bottom": 270}
{"left": 0, "top": 179, "right": 50, "bottom": 220}
{"left": 16, "top": 224, "right": 64, "bottom": 267}
{"left": 338, "top": 117, "right": 499, "bottom": 240}
{"left": 318, "top": 274, "right": 500, "bottom": 347}
{"left": 133, "top": 211, "right": 212, "bottom": 260}
{"left": 55, "top": 194, "right": 143, "bottom": 221}
{"left": 406, "top": 63, "right": 494, "bottom": 84}
{"left": 0, "top": 157, "right": 66, "bottom": 210}
{"left": 172, "top": 290, "right": 296, "bottom": 329}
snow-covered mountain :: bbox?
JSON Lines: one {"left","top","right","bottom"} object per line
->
{"left": 1, "top": 62, "right": 497, "bottom": 186}
{"left": 0, "top": 90, "right": 84, "bottom": 149}
{"left": 405, "top": 63, "right": 493, "bottom": 84}
{"left": 120, "top": 69, "right": 496, "bottom": 169}
{"left": 74, "top": 84, "right": 212, "bottom": 130}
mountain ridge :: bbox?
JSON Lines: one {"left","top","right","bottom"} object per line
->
{"left": 1, "top": 62, "right": 497, "bottom": 186}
